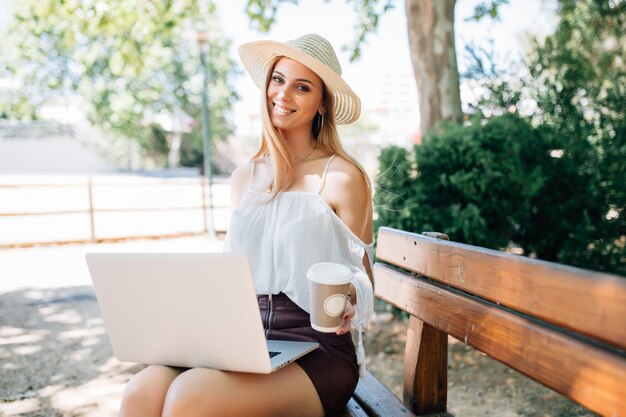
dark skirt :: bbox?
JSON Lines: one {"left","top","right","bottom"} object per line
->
{"left": 257, "top": 293, "right": 359, "bottom": 417}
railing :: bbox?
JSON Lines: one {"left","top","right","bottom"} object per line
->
{"left": 0, "top": 174, "right": 230, "bottom": 249}
{"left": 0, "top": 121, "right": 74, "bottom": 138}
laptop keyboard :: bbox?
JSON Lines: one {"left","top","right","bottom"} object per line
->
{"left": 269, "top": 351, "right": 282, "bottom": 358}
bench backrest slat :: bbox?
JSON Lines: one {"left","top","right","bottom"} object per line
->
{"left": 374, "top": 262, "right": 626, "bottom": 417}
{"left": 376, "top": 227, "right": 626, "bottom": 351}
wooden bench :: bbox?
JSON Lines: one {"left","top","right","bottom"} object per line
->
{"left": 340, "top": 227, "right": 626, "bottom": 417}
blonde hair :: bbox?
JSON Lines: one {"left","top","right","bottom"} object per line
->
{"left": 252, "top": 57, "right": 372, "bottom": 212}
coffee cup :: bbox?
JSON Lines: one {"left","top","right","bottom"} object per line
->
{"left": 307, "top": 262, "right": 353, "bottom": 333}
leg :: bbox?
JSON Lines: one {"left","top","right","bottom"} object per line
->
{"left": 163, "top": 362, "right": 324, "bottom": 417}
{"left": 119, "top": 365, "right": 185, "bottom": 417}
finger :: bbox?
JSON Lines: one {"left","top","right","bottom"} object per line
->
{"left": 336, "top": 319, "right": 351, "bottom": 335}
{"left": 342, "top": 304, "right": 355, "bottom": 321}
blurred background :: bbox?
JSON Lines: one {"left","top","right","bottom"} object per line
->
{"left": 0, "top": 1, "right": 624, "bottom": 415}
{"left": 1, "top": 0, "right": 595, "bottom": 261}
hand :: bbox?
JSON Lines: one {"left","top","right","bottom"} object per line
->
{"left": 336, "top": 300, "right": 355, "bottom": 335}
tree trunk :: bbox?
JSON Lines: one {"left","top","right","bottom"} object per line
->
{"left": 406, "top": 0, "right": 463, "bottom": 134}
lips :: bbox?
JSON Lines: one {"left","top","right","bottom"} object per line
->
{"left": 273, "top": 103, "right": 295, "bottom": 116}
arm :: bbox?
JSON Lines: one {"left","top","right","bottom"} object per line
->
{"left": 324, "top": 157, "right": 374, "bottom": 305}
{"left": 322, "top": 157, "right": 374, "bottom": 333}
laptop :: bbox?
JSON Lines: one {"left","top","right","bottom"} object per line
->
{"left": 85, "top": 252, "right": 318, "bottom": 374}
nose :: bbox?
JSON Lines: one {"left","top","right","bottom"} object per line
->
{"left": 276, "top": 85, "right": 292, "bottom": 102}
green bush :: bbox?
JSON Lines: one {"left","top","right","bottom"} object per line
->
{"left": 375, "top": 113, "right": 545, "bottom": 249}
{"left": 374, "top": 145, "right": 417, "bottom": 236}
{"left": 374, "top": 112, "right": 625, "bottom": 276}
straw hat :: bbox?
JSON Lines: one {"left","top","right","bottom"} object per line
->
{"left": 238, "top": 33, "right": 361, "bottom": 125}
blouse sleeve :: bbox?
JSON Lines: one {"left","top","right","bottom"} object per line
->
{"left": 222, "top": 231, "right": 232, "bottom": 252}
{"left": 350, "top": 243, "right": 374, "bottom": 377}
{"left": 350, "top": 243, "right": 374, "bottom": 330}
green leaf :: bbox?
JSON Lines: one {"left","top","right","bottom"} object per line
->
{"left": 0, "top": 0, "right": 238, "bottom": 171}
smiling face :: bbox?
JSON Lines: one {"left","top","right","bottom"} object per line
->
{"left": 266, "top": 57, "right": 325, "bottom": 135}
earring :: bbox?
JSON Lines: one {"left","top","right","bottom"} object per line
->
{"left": 319, "top": 114, "right": 324, "bottom": 132}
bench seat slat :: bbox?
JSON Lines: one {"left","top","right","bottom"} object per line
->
{"left": 338, "top": 398, "right": 370, "bottom": 417}
{"left": 376, "top": 227, "right": 626, "bottom": 351}
{"left": 374, "top": 263, "right": 626, "bottom": 417}
{"left": 353, "top": 371, "right": 418, "bottom": 417}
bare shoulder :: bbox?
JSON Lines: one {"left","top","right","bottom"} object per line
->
{"left": 322, "top": 155, "right": 373, "bottom": 243}
{"left": 324, "top": 155, "right": 369, "bottom": 196}
{"left": 229, "top": 160, "right": 255, "bottom": 210}
{"left": 230, "top": 160, "right": 254, "bottom": 188}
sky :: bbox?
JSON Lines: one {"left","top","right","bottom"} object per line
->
{"left": 0, "top": 0, "right": 9, "bottom": 26}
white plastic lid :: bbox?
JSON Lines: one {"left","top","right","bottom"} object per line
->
{"left": 306, "top": 262, "right": 353, "bottom": 285}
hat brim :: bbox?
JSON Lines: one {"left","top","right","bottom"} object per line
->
{"left": 238, "top": 40, "right": 361, "bottom": 125}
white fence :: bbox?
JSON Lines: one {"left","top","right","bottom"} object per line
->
{"left": 0, "top": 174, "right": 231, "bottom": 248}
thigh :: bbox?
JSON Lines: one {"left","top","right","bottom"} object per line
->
{"left": 163, "top": 362, "right": 324, "bottom": 417}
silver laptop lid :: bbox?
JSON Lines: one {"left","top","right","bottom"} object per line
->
{"left": 86, "top": 252, "right": 275, "bottom": 373}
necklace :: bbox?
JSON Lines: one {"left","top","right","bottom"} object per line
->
{"left": 295, "top": 142, "right": 317, "bottom": 163}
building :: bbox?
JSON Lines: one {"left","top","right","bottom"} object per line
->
{"left": 0, "top": 121, "right": 136, "bottom": 173}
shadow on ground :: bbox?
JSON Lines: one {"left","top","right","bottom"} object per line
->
{"left": 0, "top": 286, "right": 142, "bottom": 416}
{"left": 1, "top": 286, "right": 597, "bottom": 417}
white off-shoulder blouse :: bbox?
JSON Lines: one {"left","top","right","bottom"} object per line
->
{"left": 223, "top": 155, "right": 374, "bottom": 375}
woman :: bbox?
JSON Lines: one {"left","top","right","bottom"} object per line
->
{"left": 118, "top": 33, "right": 374, "bottom": 417}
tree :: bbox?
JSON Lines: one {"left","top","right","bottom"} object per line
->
{"left": 405, "top": 0, "right": 463, "bottom": 132}
{"left": 522, "top": 0, "right": 626, "bottom": 272}
{"left": 0, "top": 0, "right": 238, "bottom": 168}
{"left": 245, "top": 0, "right": 505, "bottom": 134}
{"left": 375, "top": 114, "right": 546, "bottom": 248}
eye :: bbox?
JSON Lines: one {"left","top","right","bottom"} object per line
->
{"left": 297, "top": 85, "right": 311, "bottom": 92}
{"left": 272, "top": 75, "right": 283, "bottom": 84}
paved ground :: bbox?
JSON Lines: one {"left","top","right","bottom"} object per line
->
{"left": 0, "top": 236, "right": 222, "bottom": 417}
{"left": 0, "top": 235, "right": 223, "bottom": 294}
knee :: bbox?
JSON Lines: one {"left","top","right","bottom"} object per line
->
{"left": 162, "top": 369, "right": 227, "bottom": 417}
{"left": 119, "top": 377, "right": 156, "bottom": 415}
{"left": 119, "top": 366, "right": 174, "bottom": 416}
